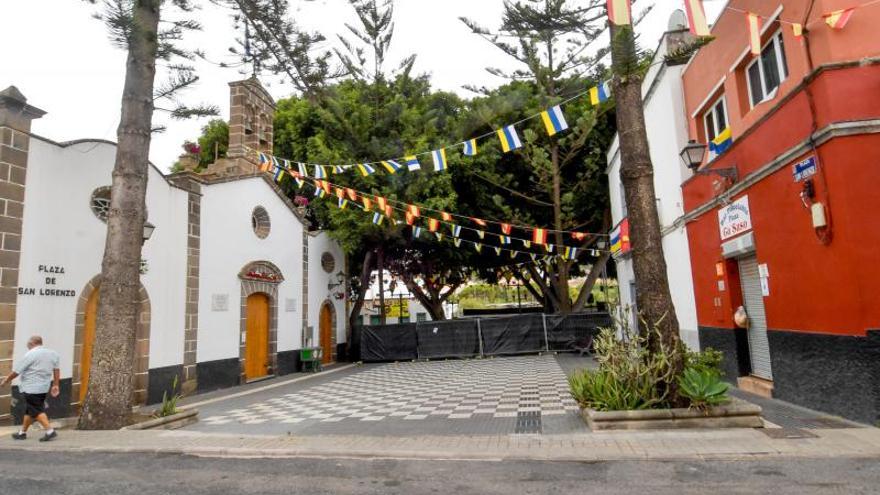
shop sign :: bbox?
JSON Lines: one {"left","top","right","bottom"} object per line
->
{"left": 718, "top": 196, "right": 752, "bottom": 241}
{"left": 792, "top": 156, "right": 817, "bottom": 182}
{"left": 17, "top": 265, "right": 76, "bottom": 297}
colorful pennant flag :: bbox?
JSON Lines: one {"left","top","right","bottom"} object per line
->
{"left": 381, "top": 160, "right": 402, "bottom": 174}
{"left": 405, "top": 212, "right": 416, "bottom": 225}
{"left": 362, "top": 196, "right": 372, "bottom": 211}
{"left": 338, "top": 198, "right": 348, "bottom": 210}
{"left": 824, "top": 8, "right": 854, "bottom": 29}
{"left": 294, "top": 175, "right": 304, "bottom": 189}
{"left": 494, "top": 246, "right": 502, "bottom": 256}
{"left": 533, "top": 228, "right": 547, "bottom": 245}
{"left": 684, "top": 0, "right": 711, "bottom": 36}
{"left": 571, "top": 232, "right": 587, "bottom": 241}
{"left": 565, "top": 247, "right": 578, "bottom": 260}
{"left": 376, "top": 196, "right": 387, "bottom": 213}
{"left": 345, "top": 188, "right": 358, "bottom": 201}
{"left": 273, "top": 167, "right": 284, "bottom": 183}
{"left": 320, "top": 181, "right": 331, "bottom": 194}
{"left": 407, "top": 204, "right": 420, "bottom": 217}
{"left": 541, "top": 105, "right": 569, "bottom": 137}
{"left": 522, "top": 240, "right": 531, "bottom": 249}
{"left": 258, "top": 152, "right": 270, "bottom": 171}
{"left": 451, "top": 225, "right": 462, "bottom": 237}
{"left": 477, "top": 230, "right": 485, "bottom": 240}
{"left": 334, "top": 187, "right": 345, "bottom": 199}
{"left": 333, "top": 165, "right": 345, "bottom": 174}
{"left": 454, "top": 238, "right": 462, "bottom": 247}
{"left": 462, "top": 139, "right": 477, "bottom": 156}
{"left": 709, "top": 127, "right": 733, "bottom": 155}
{"left": 473, "top": 243, "right": 482, "bottom": 253}
{"left": 497, "top": 125, "right": 522, "bottom": 153}
{"left": 431, "top": 149, "right": 447, "bottom": 172}
{"left": 501, "top": 223, "right": 512, "bottom": 235}
{"left": 499, "top": 235, "right": 511, "bottom": 245}
{"left": 605, "top": 0, "right": 632, "bottom": 26}
{"left": 471, "top": 218, "right": 487, "bottom": 227}
{"left": 385, "top": 205, "right": 394, "bottom": 218}
{"left": 356, "top": 163, "right": 375, "bottom": 177}
{"left": 413, "top": 226, "right": 423, "bottom": 238}
{"left": 792, "top": 23, "right": 804, "bottom": 39}
{"left": 545, "top": 243, "right": 555, "bottom": 253}
{"left": 297, "top": 162, "right": 307, "bottom": 178}
{"left": 441, "top": 212, "right": 452, "bottom": 222}
{"left": 589, "top": 81, "right": 611, "bottom": 105}
{"left": 746, "top": 12, "right": 762, "bottom": 55}
{"left": 314, "top": 185, "right": 326, "bottom": 198}
{"left": 372, "top": 212, "right": 383, "bottom": 225}
{"left": 428, "top": 218, "right": 440, "bottom": 232}
{"left": 435, "top": 232, "right": 444, "bottom": 241}
{"left": 314, "top": 164, "right": 327, "bottom": 179}
{"left": 404, "top": 155, "right": 421, "bottom": 172}
{"left": 510, "top": 250, "right": 517, "bottom": 259}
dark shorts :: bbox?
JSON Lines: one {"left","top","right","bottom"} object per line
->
{"left": 23, "top": 393, "right": 47, "bottom": 417}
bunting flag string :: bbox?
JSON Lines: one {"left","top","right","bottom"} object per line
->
{"left": 606, "top": 0, "right": 632, "bottom": 26}
{"left": 684, "top": 0, "right": 711, "bottom": 37}
{"left": 746, "top": 12, "right": 762, "bottom": 55}
{"left": 720, "top": 0, "right": 877, "bottom": 35}
{"left": 293, "top": 177, "right": 611, "bottom": 260}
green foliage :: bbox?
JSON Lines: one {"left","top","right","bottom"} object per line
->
{"left": 678, "top": 367, "right": 730, "bottom": 409}
{"left": 155, "top": 375, "right": 181, "bottom": 418}
{"left": 685, "top": 347, "right": 724, "bottom": 378}
{"left": 569, "top": 367, "right": 660, "bottom": 411}
{"left": 196, "top": 119, "right": 229, "bottom": 167}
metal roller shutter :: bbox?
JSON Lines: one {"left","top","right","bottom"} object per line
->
{"left": 738, "top": 256, "right": 773, "bottom": 380}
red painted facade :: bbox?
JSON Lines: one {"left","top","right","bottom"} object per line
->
{"left": 681, "top": 0, "right": 880, "bottom": 338}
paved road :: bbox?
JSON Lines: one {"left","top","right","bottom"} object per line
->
{"left": 0, "top": 450, "right": 877, "bottom": 494}
{"left": 186, "top": 354, "right": 595, "bottom": 436}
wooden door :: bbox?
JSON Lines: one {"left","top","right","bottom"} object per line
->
{"left": 80, "top": 289, "right": 99, "bottom": 403}
{"left": 319, "top": 304, "right": 333, "bottom": 364}
{"left": 245, "top": 293, "right": 270, "bottom": 380}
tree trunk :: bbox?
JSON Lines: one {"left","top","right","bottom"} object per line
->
{"left": 401, "top": 278, "right": 447, "bottom": 321}
{"left": 78, "top": 0, "right": 160, "bottom": 430}
{"left": 550, "top": 143, "right": 572, "bottom": 313}
{"left": 347, "top": 250, "right": 375, "bottom": 331}
{"left": 572, "top": 250, "right": 612, "bottom": 312}
{"left": 609, "top": 23, "right": 683, "bottom": 361}
{"left": 376, "top": 247, "right": 386, "bottom": 325}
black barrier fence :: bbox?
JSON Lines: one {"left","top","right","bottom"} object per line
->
{"left": 353, "top": 312, "right": 611, "bottom": 362}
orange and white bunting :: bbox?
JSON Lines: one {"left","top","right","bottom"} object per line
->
{"left": 408, "top": 204, "right": 421, "bottom": 217}
{"left": 405, "top": 212, "right": 415, "bottom": 226}
{"left": 345, "top": 187, "right": 358, "bottom": 201}
{"left": 792, "top": 23, "right": 804, "bottom": 39}
{"left": 746, "top": 12, "right": 762, "bottom": 55}
{"left": 532, "top": 228, "right": 547, "bottom": 245}
{"left": 824, "top": 8, "right": 854, "bottom": 29}
{"left": 377, "top": 196, "right": 387, "bottom": 212}
{"left": 684, "top": 0, "right": 711, "bottom": 36}
{"left": 605, "top": 0, "right": 632, "bottom": 26}
{"left": 501, "top": 223, "right": 512, "bottom": 235}
{"left": 441, "top": 212, "right": 452, "bottom": 221}
{"left": 361, "top": 196, "right": 372, "bottom": 211}
{"left": 428, "top": 218, "right": 440, "bottom": 232}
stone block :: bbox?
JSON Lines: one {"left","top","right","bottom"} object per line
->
{"left": 0, "top": 288, "right": 15, "bottom": 304}
{"left": 8, "top": 165, "right": 26, "bottom": 186}
{"left": 0, "top": 340, "right": 12, "bottom": 360}
{"left": 0, "top": 321, "right": 13, "bottom": 341}
{"left": 3, "top": 233, "right": 21, "bottom": 251}
{"left": 0, "top": 268, "right": 17, "bottom": 287}
{"left": 0, "top": 146, "right": 27, "bottom": 167}
{"left": 0, "top": 303, "right": 15, "bottom": 322}
{"left": 0, "top": 250, "right": 20, "bottom": 270}
{"left": 0, "top": 216, "right": 22, "bottom": 235}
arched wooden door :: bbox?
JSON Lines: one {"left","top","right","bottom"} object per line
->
{"left": 245, "top": 293, "right": 270, "bottom": 380}
{"left": 319, "top": 304, "right": 333, "bottom": 364}
{"left": 80, "top": 289, "right": 99, "bottom": 403}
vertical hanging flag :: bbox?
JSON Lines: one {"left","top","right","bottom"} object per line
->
{"left": 435, "top": 232, "right": 444, "bottom": 241}
{"left": 477, "top": 230, "right": 485, "bottom": 240}
{"left": 545, "top": 243, "right": 555, "bottom": 253}
{"left": 431, "top": 149, "right": 447, "bottom": 172}
{"left": 333, "top": 165, "right": 345, "bottom": 174}
{"left": 510, "top": 250, "right": 517, "bottom": 259}
{"left": 451, "top": 225, "right": 462, "bottom": 238}
{"left": 500, "top": 223, "right": 512, "bottom": 235}
{"left": 356, "top": 163, "right": 376, "bottom": 176}
{"left": 530, "top": 253, "right": 537, "bottom": 262}
{"left": 273, "top": 167, "right": 284, "bottom": 183}
{"left": 334, "top": 187, "right": 345, "bottom": 199}
{"left": 454, "top": 238, "right": 462, "bottom": 248}
{"left": 565, "top": 246, "right": 578, "bottom": 260}
{"left": 283, "top": 159, "right": 292, "bottom": 170}
{"left": 405, "top": 212, "right": 416, "bottom": 226}
{"left": 824, "top": 8, "right": 854, "bottom": 29}
{"left": 297, "top": 162, "right": 307, "bottom": 178}
{"left": 684, "top": 0, "right": 711, "bottom": 36}
{"left": 499, "top": 235, "right": 511, "bottom": 245}
{"left": 441, "top": 212, "right": 452, "bottom": 222}
{"left": 522, "top": 240, "right": 531, "bottom": 249}
{"left": 338, "top": 198, "right": 348, "bottom": 210}
{"left": 345, "top": 188, "right": 358, "bottom": 201}
{"left": 294, "top": 176, "right": 304, "bottom": 189}
{"left": 471, "top": 218, "right": 487, "bottom": 227}
{"left": 384, "top": 205, "right": 394, "bottom": 218}
{"left": 571, "top": 232, "right": 587, "bottom": 241}
{"left": 258, "top": 152, "right": 269, "bottom": 170}
{"left": 407, "top": 204, "right": 420, "bottom": 217}
{"left": 533, "top": 228, "right": 547, "bottom": 245}
{"left": 314, "top": 185, "right": 326, "bottom": 198}
{"left": 746, "top": 13, "right": 762, "bottom": 55}
{"left": 497, "top": 125, "right": 522, "bottom": 153}
{"left": 372, "top": 212, "right": 384, "bottom": 225}
{"left": 589, "top": 81, "right": 611, "bottom": 105}
{"left": 494, "top": 246, "right": 502, "bottom": 256}
{"left": 361, "top": 196, "right": 373, "bottom": 211}
{"left": 413, "top": 226, "right": 422, "bottom": 239}
{"left": 606, "top": 0, "right": 632, "bottom": 26}
{"left": 428, "top": 218, "right": 440, "bottom": 232}
{"left": 381, "top": 160, "right": 402, "bottom": 174}
{"left": 376, "top": 196, "right": 387, "bottom": 213}
{"left": 541, "top": 105, "right": 569, "bottom": 136}
{"left": 314, "top": 164, "right": 327, "bottom": 179}
{"left": 792, "top": 23, "right": 804, "bottom": 39}
{"left": 404, "top": 155, "right": 421, "bottom": 171}
{"left": 320, "top": 181, "right": 331, "bottom": 194}
{"left": 473, "top": 243, "right": 482, "bottom": 253}
{"left": 462, "top": 139, "right": 477, "bottom": 156}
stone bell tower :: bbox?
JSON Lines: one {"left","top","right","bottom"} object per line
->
{"left": 203, "top": 77, "right": 275, "bottom": 176}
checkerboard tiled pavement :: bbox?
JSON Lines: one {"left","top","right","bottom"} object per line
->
{"left": 199, "top": 355, "right": 580, "bottom": 428}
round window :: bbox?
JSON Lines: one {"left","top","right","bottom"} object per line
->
{"left": 90, "top": 186, "right": 112, "bottom": 223}
{"left": 321, "top": 252, "right": 335, "bottom": 273}
{"left": 252, "top": 206, "right": 271, "bottom": 239}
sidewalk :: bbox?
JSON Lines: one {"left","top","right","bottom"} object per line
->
{"left": 1, "top": 425, "right": 879, "bottom": 461}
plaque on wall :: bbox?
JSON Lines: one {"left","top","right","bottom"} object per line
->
{"left": 285, "top": 298, "right": 297, "bottom": 312}
{"left": 212, "top": 294, "right": 229, "bottom": 312}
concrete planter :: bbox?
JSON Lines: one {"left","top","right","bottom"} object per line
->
{"left": 583, "top": 399, "right": 763, "bottom": 431}
{"left": 121, "top": 409, "right": 199, "bottom": 431}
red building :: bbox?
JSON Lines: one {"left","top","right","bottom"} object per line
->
{"left": 680, "top": 0, "right": 880, "bottom": 423}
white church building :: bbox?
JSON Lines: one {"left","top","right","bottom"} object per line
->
{"left": 0, "top": 78, "right": 346, "bottom": 422}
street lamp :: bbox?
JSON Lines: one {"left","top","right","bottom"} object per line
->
{"left": 328, "top": 270, "right": 345, "bottom": 291}
{"left": 142, "top": 221, "right": 155, "bottom": 244}
{"left": 679, "top": 140, "right": 738, "bottom": 181}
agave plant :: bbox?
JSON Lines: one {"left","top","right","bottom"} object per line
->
{"left": 678, "top": 368, "right": 730, "bottom": 410}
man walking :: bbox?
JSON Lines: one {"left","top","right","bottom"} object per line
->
{"left": 0, "top": 335, "right": 61, "bottom": 442}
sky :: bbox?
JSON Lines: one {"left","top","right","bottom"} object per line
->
{"left": 3, "top": 0, "right": 724, "bottom": 170}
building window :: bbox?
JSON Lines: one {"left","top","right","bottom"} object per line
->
{"left": 416, "top": 312, "right": 427, "bottom": 322}
{"left": 251, "top": 206, "right": 271, "bottom": 239}
{"left": 90, "top": 186, "right": 112, "bottom": 222}
{"left": 746, "top": 31, "right": 789, "bottom": 108}
{"left": 321, "top": 252, "right": 335, "bottom": 273}
{"left": 702, "top": 95, "right": 729, "bottom": 160}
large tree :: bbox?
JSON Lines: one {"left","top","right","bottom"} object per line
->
{"left": 79, "top": 0, "right": 332, "bottom": 429}
{"left": 460, "top": 0, "right": 617, "bottom": 313}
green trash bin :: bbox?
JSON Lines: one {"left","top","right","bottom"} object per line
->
{"left": 300, "top": 347, "right": 322, "bottom": 372}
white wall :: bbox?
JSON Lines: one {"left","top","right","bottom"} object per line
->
{"left": 605, "top": 31, "right": 700, "bottom": 349}
{"left": 307, "top": 231, "right": 346, "bottom": 345}
{"left": 15, "top": 138, "right": 188, "bottom": 376}
{"left": 197, "top": 177, "right": 305, "bottom": 362}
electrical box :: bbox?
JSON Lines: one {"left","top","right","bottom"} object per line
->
{"left": 811, "top": 202, "right": 827, "bottom": 228}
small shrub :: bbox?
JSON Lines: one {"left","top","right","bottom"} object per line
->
{"left": 568, "top": 368, "right": 659, "bottom": 411}
{"left": 685, "top": 347, "right": 724, "bottom": 377}
{"left": 155, "top": 375, "right": 181, "bottom": 418}
{"left": 678, "top": 367, "right": 730, "bottom": 409}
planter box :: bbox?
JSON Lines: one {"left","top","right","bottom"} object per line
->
{"left": 583, "top": 399, "right": 763, "bottom": 431}
{"left": 121, "top": 409, "right": 199, "bottom": 431}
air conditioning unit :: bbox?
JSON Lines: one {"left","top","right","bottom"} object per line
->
{"left": 721, "top": 231, "right": 755, "bottom": 259}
